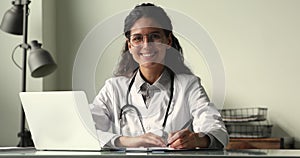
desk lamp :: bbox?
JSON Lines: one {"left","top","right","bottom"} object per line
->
{"left": 0, "top": 0, "right": 57, "bottom": 147}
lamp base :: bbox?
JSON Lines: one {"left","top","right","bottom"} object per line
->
{"left": 17, "top": 129, "right": 34, "bottom": 147}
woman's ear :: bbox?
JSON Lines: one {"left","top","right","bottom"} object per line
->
{"left": 127, "top": 39, "right": 133, "bottom": 52}
{"left": 167, "top": 34, "right": 172, "bottom": 49}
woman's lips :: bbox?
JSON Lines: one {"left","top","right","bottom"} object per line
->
{"left": 140, "top": 52, "right": 155, "bottom": 57}
{"left": 139, "top": 51, "right": 157, "bottom": 61}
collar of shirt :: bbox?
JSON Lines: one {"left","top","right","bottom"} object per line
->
{"left": 133, "top": 68, "right": 171, "bottom": 94}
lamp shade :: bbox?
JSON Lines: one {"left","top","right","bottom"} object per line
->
{"left": 28, "top": 40, "right": 57, "bottom": 78}
{"left": 0, "top": 5, "right": 23, "bottom": 35}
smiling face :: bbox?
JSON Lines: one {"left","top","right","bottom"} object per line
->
{"left": 127, "top": 17, "right": 172, "bottom": 69}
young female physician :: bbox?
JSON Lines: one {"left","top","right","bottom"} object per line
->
{"left": 90, "top": 3, "right": 229, "bottom": 149}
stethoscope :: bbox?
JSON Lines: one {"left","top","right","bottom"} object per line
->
{"left": 119, "top": 67, "right": 174, "bottom": 135}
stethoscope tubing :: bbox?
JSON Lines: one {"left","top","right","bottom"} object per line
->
{"left": 119, "top": 67, "right": 174, "bottom": 134}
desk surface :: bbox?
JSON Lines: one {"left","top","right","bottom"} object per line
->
{"left": 0, "top": 148, "right": 300, "bottom": 158}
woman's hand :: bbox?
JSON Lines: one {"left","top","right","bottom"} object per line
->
{"left": 167, "top": 129, "right": 210, "bottom": 149}
{"left": 115, "top": 133, "right": 167, "bottom": 148}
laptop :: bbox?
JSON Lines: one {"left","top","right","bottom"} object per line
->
{"left": 19, "top": 91, "right": 101, "bottom": 151}
{"left": 19, "top": 91, "right": 184, "bottom": 152}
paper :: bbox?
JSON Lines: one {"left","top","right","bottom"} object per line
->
{"left": 101, "top": 147, "right": 182, "bottom": 152}
{"left": 0, "top": 147, "right": 35, "bottom": 151}
{"left": 126, "top": 147, "right": 174, "bottom": 152}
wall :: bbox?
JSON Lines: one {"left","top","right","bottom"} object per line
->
{"left": 48, "top": 0, "right": 300, "bottom": 147}
{"left": 0, "top": 0, "right": 49, "bottom": 146}
{"left": 0, "top": 0, "right": 300, "bottom": 148}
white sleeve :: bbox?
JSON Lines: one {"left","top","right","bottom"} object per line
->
{"left": 186, "top": 76, "right": 229, "bottom": 148}
{"left": 90, "top": 79, "right": 119, "bottom": 147}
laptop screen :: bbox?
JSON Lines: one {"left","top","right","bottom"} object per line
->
{"left": 19, "top": 91, "right": 101, "bottom": 151}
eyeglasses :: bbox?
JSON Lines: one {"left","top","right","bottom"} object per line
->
{"left": 129, "top": 32, "right": 163, "bottom": 47}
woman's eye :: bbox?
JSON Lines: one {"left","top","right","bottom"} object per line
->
{"left": 132, "top": 35, "right": 143, "bottom": 42}
{"left": 150, "top": 33, "right": 161, "bottom": 40}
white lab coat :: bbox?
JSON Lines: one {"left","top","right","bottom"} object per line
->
{"left": 90, "top": 72, "right": 229, "bottom": 147}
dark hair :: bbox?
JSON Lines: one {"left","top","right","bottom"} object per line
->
{"left": 114, "top": 3, "right": 192, "bottom": 77}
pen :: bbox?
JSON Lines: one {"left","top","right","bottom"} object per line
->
{"left": 166, "top": 119, "right": 192, "bottom": 146}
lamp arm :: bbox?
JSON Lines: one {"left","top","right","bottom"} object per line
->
{"left": 11, "top": 43, "right": 33, "bottom": 71}
{"left": 20, "top": 43, "right": 31, "bottom": 49}
{"left": 11, "top": 44, "right": 23, "bottom": 70}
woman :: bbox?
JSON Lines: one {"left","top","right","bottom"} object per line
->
{"left": 90, "top": 3, "right": 228, "bottom": 149}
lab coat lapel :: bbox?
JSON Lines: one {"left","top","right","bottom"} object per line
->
{"left": 130, "top": 85, "right": 148, "bottom": 116}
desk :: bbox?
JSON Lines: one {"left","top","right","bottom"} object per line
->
{"left": 0, "top": 148, "right": 300, "bottom": 158}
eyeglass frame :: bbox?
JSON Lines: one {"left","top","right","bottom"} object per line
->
{"left": 125, "top": 28, "right": 173, "bottom": 47}
{"left": 128, "top": 31, "right": 165, "bottom": 47}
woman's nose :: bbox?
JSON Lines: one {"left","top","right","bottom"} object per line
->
{"left": 142, "top": 35, "right": 153, "bottom": 47}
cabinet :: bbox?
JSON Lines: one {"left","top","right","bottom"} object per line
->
{"left": 226, "top": 138, "right": 283, "bottom": 149}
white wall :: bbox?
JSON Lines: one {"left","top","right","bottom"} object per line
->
{"left": 1, "top": 0, "right": 300, "bottom": 148}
